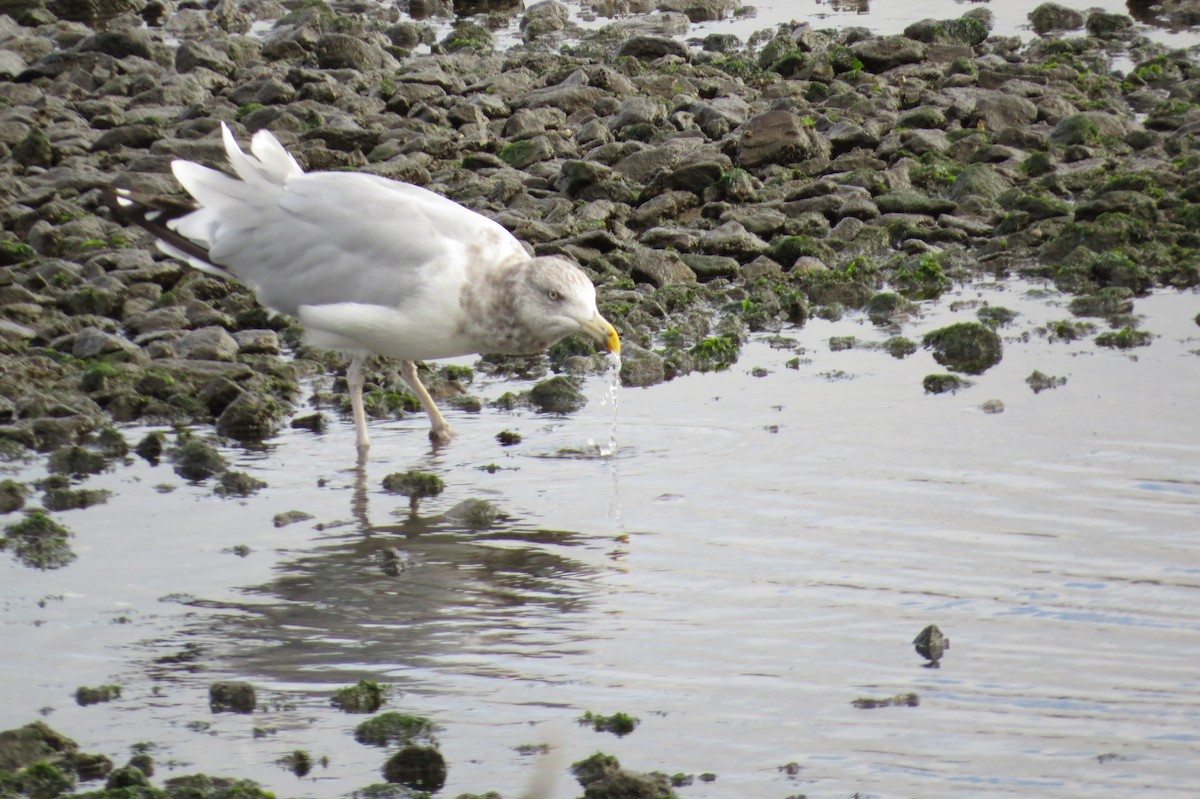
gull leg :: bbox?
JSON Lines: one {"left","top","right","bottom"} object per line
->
{"left": 400, "top": 360, "right": 457, "bottom": 446}
{"left": 347, "top": 353, "right": 370, "bottom": 458}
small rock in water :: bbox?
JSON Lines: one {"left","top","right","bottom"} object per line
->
{"left": 209, "top": 681, "right": 256, "bottom": 713}
{"left": 913, "top": 624, "right": 950, "bottom": 667}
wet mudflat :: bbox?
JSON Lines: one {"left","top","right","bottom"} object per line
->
{"left": 3, "top": 278, "right": 1198, "bottom": 798}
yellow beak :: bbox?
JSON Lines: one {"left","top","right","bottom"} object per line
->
{"left": 581, "top": 312, "right": 621, "bottom": 355}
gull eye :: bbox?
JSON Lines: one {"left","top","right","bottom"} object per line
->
{"left": 547, "top": 289, "right": 561, "bottom": 302}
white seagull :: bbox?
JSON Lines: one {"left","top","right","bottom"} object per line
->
{"left": 110, "top": 123, "right": 620, "bottom": 457}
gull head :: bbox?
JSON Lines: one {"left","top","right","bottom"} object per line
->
{"left": 514, "top": 257, "right": 620, "bottom": 355}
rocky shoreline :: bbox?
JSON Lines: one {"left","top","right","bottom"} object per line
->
{"left": 2, "top": 0, "right": 1200, "bottom": 795}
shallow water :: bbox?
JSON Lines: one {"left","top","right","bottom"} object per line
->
{"left": 421, "top": 0, "right": 1200, "bottom": 51}
{"left": 3, "top": 278, "right": 1198, "bottom": 797}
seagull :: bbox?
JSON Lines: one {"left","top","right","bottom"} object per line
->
{"left": 108, "top": 123, "right": 620, "bottom": 457}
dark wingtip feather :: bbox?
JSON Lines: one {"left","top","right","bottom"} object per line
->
{"left": 103, "top": 186, "right": 235, "bottom": 279}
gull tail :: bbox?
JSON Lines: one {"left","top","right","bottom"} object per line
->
{"left": 106, "top": 123, "right": 306, "bottom": 282}
{"left": 103, "top": 187, "right": 238, "bottom": 281}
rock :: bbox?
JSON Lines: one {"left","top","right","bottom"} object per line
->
{"left": 232, "top": 329, "right": 280, "bottom": 355}
{"left": 209, "top": 681, "right": 256, "bottom": 713}
{"left": 680, "top": 253, "right": 739, "bottom": 280}
{"left": 571, "top": 752, "right": 678, "bottom": 799}
{"left": 1029, "top": 2, "right": 1085, "bottom": 33}
{"left": 699, "top": 220, "right": 768, "bottom": 259}
{"left": 0, "top": 721, "right": 78, "bottom": 770}
{"left": 382, "top": 746, "right": 446, "bottom": 791}
{"left": 106, "top": 765, "right": 150, "bottom": 790}
{"left": 498, "top": 135, "right": 554, "bottom": 168}
{"left": 875, "top": 191, "right": 956, "bottom": 216}
{"left": 1026, "top": 370, "right": 1067, "bottom": 393}
{"left": 213, "top": 470, "right": 268, "bottom": 497}
{"left": 175, "top": 326, "right": 239, "bottom": 361}
{"left": 171, "top": 438, "right": 227, "bottom": 481}
{"left": 922, "top": 322, "right": 1003, "bottom": 374}
{"left": 315, "top": 34, "right": 397, "bottom": 70}
{"left": 522, "top": 0, "right": 569, "bottom": 37}
{"left": 1086, "top": 11, "right": 1134, "bottom": 38}
{"left": 949, "top": 163, "right": 1013, "bottom": 204}
{"left": 629, "top": 248, "right": 697, "bottom": 286}
{"left": 72, "top": 327, "right": 138, "bottom": 359}
{"left": 381, "top": 471, "right": 444, "bottom": 501}
{"left": 0, "top": 479, "right": 27, "bottom": 514}
{"left": 1050, "top": 111, "right": 1130, "bottom": 145}
{"left": 1, "top": 510, "right": 76, "bottom": 569}
{"left": 442, "top": 498, "right": 501, "bottom": 529}
{"left": 851, "top": 35, "right": 928, "bottom": 71}
{"left": 615, "top": 34, "right": 688, "bottom": 60}
{"left": 215, "top": 391, "right": 285, "bottom": 442}
{"left": 529, "top": 375, "right": 586, "bottom": 413}
{"left": 903, "top": 13, "right": 991, "bottom": 46}
{"left": 176, "top": 41, "right": 235, "bottom": 76}
{"left": 13, "top": 128, "right": 53, "bottom": 167}
{"left": 923, "top": 373, "right": 971, "bottom": 394}
{"left": 913, "top": 624, "right": 950, "bottom": 666}
{"left": 737, "top": 110, "right": 831, "bottom": 168}
{"left": 972, "top": 92, "right": 1037, "bottom": 131}
{"left": 619, "top": 345, "right": 666, "bottom": 388}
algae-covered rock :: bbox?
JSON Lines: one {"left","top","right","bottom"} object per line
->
{"left": 214, "top": 391, "right": 286, "bottom": 442}
{"left": 355, "top": 712, "right": 438, "bottom": 747}
{"left": 381, "top": 745, "right": 446, "bottom": 792}
{"left": 46, "top": 445, "right": 109, "bottom": 477}
{"left": 2, "top": 510, "right": 76, "bottom": 569}
{"left": 209, "top": 681, "right": 256, "bottom": 713}
{"left": 922, "top": 322, "right": 1003, "bottom": 374}
{"left": 570, "top": 752, "right": 678, "bottom": 799}
{"left": 1029, "top": 2, "right": 1084, "bottom": 34}
{"left": 579, "top": 711, "right": 639, "bottom": 736}
{"left": 170, "top": 439, "right": 227, "bottom": 482}
{"left": 75, "top": 684, "right": 121, "bottom": 706}
{"left": 1026, "top": 370, "right": 1068, "bottom": 393}
{"left": 332, "top": 680, "right": 390, "bottom": 714}
{"left": 865, "top": 292, "right": 918, "bottom": 325}
{"left": 0, "top": 479, "right": 28, "bottom": 514}
{"left": 106, "top": 763, "right": 151, "bottom": 789}
{"left": 922, "top": 373, "right": 972, "bottom": 394}
{"left": 0, "top": 721, "right": 78, "bottom": 771}
{"left": 213, "top": 470, "right": 267, "bottom": 498}
{"left": 619, "top": 346, "right": 666, "bottom": 388}
{"left": 1095, "top": 327, "right": 1153, "bottom": 349}
{"left": 43, "top": 486, "right": 111, "bottom": 511}
{"left": 381, "top": 471, "right": 444, "bottom": 501}
{"left": 163, "top": 774, "right": 273, "bottom": 798}
{"left": 1068, "top": 287, "right": 1135, "bottom": 319}
{"left": 529, "top": 375, "right": 587, "bottom": 413}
